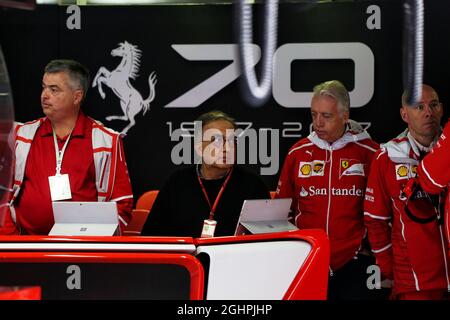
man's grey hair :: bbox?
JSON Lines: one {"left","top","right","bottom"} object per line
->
{"left": 313, "top": 80, "right": 350, "bottom": 113}
{"left": 44, "top": 59, "right": 90, "bottom": 102}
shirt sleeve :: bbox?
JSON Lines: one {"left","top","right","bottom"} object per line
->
{"left": 275, "top": 151, "right": 296, "bottom": 200}
{"left": 111, "top": 137, "right": 133, "bottom": 232}
{"left": 363, "top": 150, "right": 393, "bottom": 280}
{"left": 0, "top": 207, "right": 19, "bottom": 235}
{"left": 418, "top": 119, "right": 450, "bottom": 194}
{"left": 275, "top": 150, "right": 299, "bottom": 222}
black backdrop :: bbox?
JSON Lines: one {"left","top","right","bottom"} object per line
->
{"left": 1, "top": 1, "right": 449, "bottom": 202}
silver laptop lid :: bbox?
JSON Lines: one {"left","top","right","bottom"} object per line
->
{"left": 49, "top": 201, "right": 119, "bottom": 236}
{"left": 240, "top": 220, "right": 298, "bottom": 235}
{"left": 52, "top": 201, "right": 118, "bottom": 224}
{"left": 234, "top": 198, "right": 296, "bottom": 235}
{"left": 239, "top": 198, "right": 292, "bottom": 223}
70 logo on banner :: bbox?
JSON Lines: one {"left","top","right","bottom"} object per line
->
{"left": 165, "top": 43, "right": 374, "bottom": 108}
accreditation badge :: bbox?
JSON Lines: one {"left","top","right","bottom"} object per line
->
{"left": 48, "top": 174, "right": 72, "bottom": 201}
{"left": 200, "top": 219, "right": 217, "bottom": 238}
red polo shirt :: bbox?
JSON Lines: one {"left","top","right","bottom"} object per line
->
{"left": 15, "top": 112, "right": 97, "bottom": 234}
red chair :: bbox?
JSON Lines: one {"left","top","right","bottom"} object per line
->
{"left": 136, "top": 190, "right": 159, "bottom": 211}
{"left": 123, "top": 209, "right": 150, "bottom": 236}
{"left": 124, "top": 190, "right": 159, "bottom": 236}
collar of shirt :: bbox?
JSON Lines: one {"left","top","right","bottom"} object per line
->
{"left": 406, "top": 130, "right": 440, "bottom": 159}
{"left": 39, "top": 111, "right": 88, "bottom": 140}
{"left": 308, "top": 120, "right": 371, "bottom": 151}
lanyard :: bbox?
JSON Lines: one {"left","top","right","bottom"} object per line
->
{"left": 52, "top": 128, "right": 73, "bottom": 175}
{"left": 197, "top": 166, "right": 234, "bottom": 220}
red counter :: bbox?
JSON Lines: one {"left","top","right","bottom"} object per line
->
{"left": 0, "top": 230, "right": 329, "bottom": 300}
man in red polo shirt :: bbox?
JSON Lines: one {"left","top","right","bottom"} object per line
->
{"left": 0, "top": 59, "right": 133, "bottom": 235}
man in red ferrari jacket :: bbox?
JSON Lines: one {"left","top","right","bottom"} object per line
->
{"left": 276, "top": 80, "right": 380, "bottom": 300}
{"left": 417, "top": 118, "right": 450, "bottom": 261}
{"left": 364, "top": 85, "right": 449, "bottom": 300}
{"left": 0, "top": 60, "right": 133, "bottom": 235}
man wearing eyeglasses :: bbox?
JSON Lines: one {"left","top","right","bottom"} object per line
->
{"left": 141, "top": 110, "right": 270, "bottom": 238}
{"left": 364, "top": 84, "right": 450, "bottom": 300}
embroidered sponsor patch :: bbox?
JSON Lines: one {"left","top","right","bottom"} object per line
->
{"left": 307, "top": 185, "right": 363, "bottom": 197}
{"left": 312, "top": 160, "right": 325, "bottom": 176}
{"left": 410, "top": 165, "right": 417, "bottom": 178}
{"left": 395, "top": 164, "right": 409, "bottom": 180}
{"left": 299, "top": 162, "right": 312, "bottom": 177}
{"left": 339, "top": 159, "right": 365, "bottom": 178}
{"left": 341, "top": 160, "right": 349, "bottom": 169}
{"left": 299, "top": 187, "right": 309, "bottom": 197}
{"left": 299, "top": 160, "right": 325, "bottom": 177}
{"left": 395, "top": 164, "right": 417, "bottom": 180}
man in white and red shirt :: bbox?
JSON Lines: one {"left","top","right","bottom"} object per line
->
{"left": 0, "top": 59, "right": 133, "bottom": 235}
{"left": 276, "top": 80, "right": 380, "bottom": 300}
{"left": 364, "top": 85, "right": 449, "bottom": 300}
{"left": 417, "top": 118, "right": 450, "bottom": 260}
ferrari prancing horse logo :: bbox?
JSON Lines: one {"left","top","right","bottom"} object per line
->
{"left": 341, "top": 160, "right": 349, "bottom": 169}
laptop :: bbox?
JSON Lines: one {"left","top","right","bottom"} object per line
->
{"left": 49, "top": 201, "right": 119, "bottom": 236}
{"left": 234, "top": 198, "right": 298, "bottom": 236}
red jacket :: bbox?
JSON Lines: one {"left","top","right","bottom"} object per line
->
{"left": 276, "top": 121, "right": 379, "bottom": 270}
{"left": 0, "top": 115, "right": 133, "bottom": 235}
{"left": 418, "top": 118, "right": 450, "bottom": 256}
{"left": 364, "top": 129, "right": 450, "bottom": 294}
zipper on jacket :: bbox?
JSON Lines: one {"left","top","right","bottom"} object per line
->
{"left": 326, "top": 148, "right": 333, "bottom": 236}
